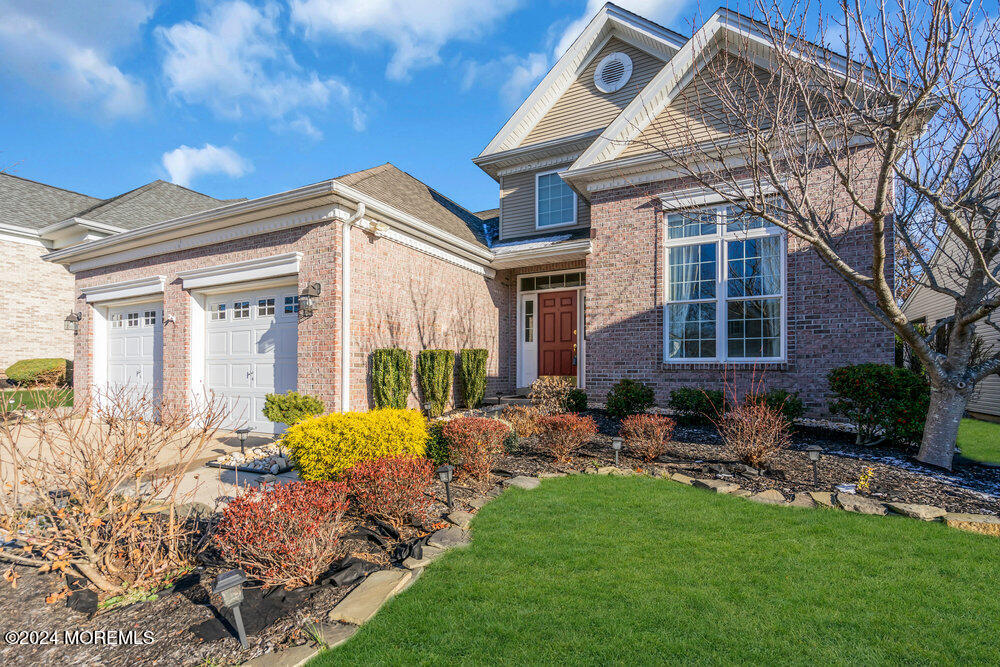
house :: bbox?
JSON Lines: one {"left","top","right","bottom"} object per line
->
{"left": 0, "top": 174, "right": 233, "bottom": 376}
{"left": 44, "top": 4, "right": 892, "bottom": 433}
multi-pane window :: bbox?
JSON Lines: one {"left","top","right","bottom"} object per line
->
{"left": 111, "top": 313, "right": 123, "bottom": 328}
{"left": 284, "top": 296, "right": 300, "bottom": 314}
{"left": 665, "top": 204, "right": 784, "bottom": 361}
{"left": 524, "top": 300, "right": 534, "bottom": 343}
{"left": 258, "top": 298, "right": 275, "bottom": 316}
{"left": 144, "top": 311, "right": 156, "bottom": 326}
{"left": 126, "top": 312, "right": 139, "bottom": 327}
{"left": 519, "top": 272, "right": 585, "bottom": 292}
{"left": 233, "top": 300, "right": 250, "bottom": 319}
{"left": 210, "top": 303, "right": 227, "bottom": 321}
{"left": 536, "top": 171, "right": 576, "bottom": 228}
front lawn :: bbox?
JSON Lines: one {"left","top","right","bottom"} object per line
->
{"left": 0, "top": 388, "right": 73, "bottom": 410}
{"left": 958, "top": 418, "right": 1000, "bottom": 465}
{"left": 316, "top": 475, "right": 1000, "bottom": 665}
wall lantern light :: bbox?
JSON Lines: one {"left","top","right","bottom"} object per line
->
{"left": 299, "top": 282, "right": 321, "bottom": 317}
{"left": 64, "top": 311, "right": 82, "bottom": 333}
{"left": 436, "top": 464, "right": 454, "bottom": 509}
{"left": 611, "top": 436, "right": 623, "bottom": 467}
{"left": 213, "top": 569, "right": 249, "bottom": 649}
{"left": 805, "top": 445, "right": 823, "bottom": 488}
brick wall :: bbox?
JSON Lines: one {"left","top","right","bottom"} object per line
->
{"left": 584, "top": 156, "right": 894, "bottom": 414}
{"left": 0, "top": 239, "right": 75, "bottom": 375}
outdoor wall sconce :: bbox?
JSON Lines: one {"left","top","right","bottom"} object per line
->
{"left": 212, "top": 569, "right": 249, "bottom": 649}
{"left": 63, "top": 311, "right": 82, "bottom": 333}
{"left": 436, "top": 464, "right": 454, "bottom": 509}
{"left": 236, "top": 427, "right": 251, "bottom": 455}
{"left": 611, "top": 436, "right": 623, "bottom": 466}
{"left": 805, "top": 445, "right": 823, "bottom": 487}
{"left": 299, "top": 282, "right": 321, "bottom": 317}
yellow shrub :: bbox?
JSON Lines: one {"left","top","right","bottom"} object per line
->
{"left": 282, "top": 409, "right": 428, "bottom": 481}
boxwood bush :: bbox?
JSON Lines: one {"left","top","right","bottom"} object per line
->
{"left": 828, "top": 363, "right": 930, "bottom": 446}
{"left": 372, "top": 348, "right": 412, "bottom": 409}
{"left": 566, "top": 388, "right": 588, "bottom": 412}
{"left": 745, "top": 388, "right": 805, "bottom": 425}
{"left": 459, "top": 349, "right": 488, "bottom": 408}
{"left": 263, "top": 391, "right": 324, "bottom": 426}
{"left": 282, "top": 409, "right": 428, "bottom": 480}
{"left": 5, "top": 358, "right": 72, "bottom": 387}
{"left": 416, "top": 350, "right": 454, "bottom": 417}
{"left": 605, "top": 379, "right": 655, "bottom": 419}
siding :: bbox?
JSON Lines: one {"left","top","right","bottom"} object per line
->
{"left": 520, "top": 38, "right": 666, "bottom": 147}
{"left": 500, "top": 166, "right": 590, "bottom": 239}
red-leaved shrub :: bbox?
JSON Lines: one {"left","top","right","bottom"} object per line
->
{"left": 215, "top": 481, "right": 350, "bottom": 589}
{"left": 536, "top": 413, "right": 597, "bottom": 463}
{"left": 345, "top": 456, "right": 435, "bottom": 527}
{"left": 716, "top": 400, "right": 791, "bottom": 467}
{"left": 442, "top": 417, "right": 510, "bottom": 492}
{"left": 620, "top": 414, "right": 676, "bottom": 462}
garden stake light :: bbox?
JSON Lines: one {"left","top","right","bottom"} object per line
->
{"left": 213, "top": 569, "right": 249, "bottom": 649}
{"left": 612, "top": 436, "right": 623, "bottom": 466}
{"left": 436, "top": 464, "right": 454, "bottom": 509}
{"left": 423, "top": 401, "right": 433, "bottom": 417}
{"left": 805, "top": 446, "right": 822, "bottom": 488}
{"left": 235, "top": 427, "right": 251, "bottom": 456}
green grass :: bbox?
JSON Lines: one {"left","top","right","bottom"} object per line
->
{"left": 316, "top": 475, "right": 1000, "bottom": 665}
{"left": 0, "top": 388, "right": 73, "bottom": 410}
{"left": 957, "top": 418, "right": 1000, "bottom": 464}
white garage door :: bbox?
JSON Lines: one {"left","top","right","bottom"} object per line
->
{"left": 107, "top": 302, "right": 163, "bottom": 401}
{"left": 205, "top": 287, "right": 299, "bottom": 434}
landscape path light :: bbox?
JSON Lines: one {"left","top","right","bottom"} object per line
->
{"left": 235, "top": 427, "right": 251, "bottom": 456}
{"left": 805, "top": 445, "right": 823, "bottom": 488}
{"left": 213, "top": 569, "right": 249, "bottom": 649}
{"left": 436, "top": 464, "right": 454, "bottom": 509}
{"left": 612, "top": 436, "right": 623, "bottom": 466}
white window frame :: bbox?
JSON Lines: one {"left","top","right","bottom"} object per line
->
{"left": 534, "top": 169, "right": 578, "bottom": 230}
{"left": 663, "top": 203, "right": 787, "bottom": 364}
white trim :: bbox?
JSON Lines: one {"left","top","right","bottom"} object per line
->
{"left": 177, "top": 252, "right": 302, "bottom": 290}
{"left": 82, "top": 276, "right": 166, "bottom": 303}
{"left": 495, "top": 152, "right": 584, "bottom": 178}
{"left": 193, "top": 276, "right": 299, "bottom": 296}
{"left": 515, "top": 269, "right": 587, "bottom": 387}
{"left": 91, "top": 304, "right": 109, "bottom": 397}
{"left": 189, "top": 291, "right": 207, "bottom": 410}
{"left": 38, "top": 217, "right": 127, "bottom": 237}
{"left": 0, "top": 223, "right": 47, "bottom": 247}
{"left": 490, "top": 239, "right": 591, "bottom": 269}
{"left": 535, "top": 169, "right": 578, "bottom": 230}
{"left": 357, "top": 217, "right": 496, "bottom": 278}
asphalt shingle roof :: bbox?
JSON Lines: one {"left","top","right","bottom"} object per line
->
{"left": 72, "top": 180, "right": 236, "bottom": 230}
{"left": 0, "top": 173, "right": 101, "bottom": 230}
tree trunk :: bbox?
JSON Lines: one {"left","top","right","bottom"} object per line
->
{"left": 915, "top": 383, "right": 970, "bottom": 470}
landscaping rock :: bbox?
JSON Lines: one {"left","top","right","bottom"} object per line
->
{"left": 886, "top": 502, "right": 947, "bottom": 521}
{"left": 503, "top": 475, "right": 540, "bottom": 490}
{"left": 537, "top": 471, "right": 567, "bottom": 478}
{"left": 446, "top": 510, "right": 475, "bottom": 529}
{"left": 466, "top": 496, "right": 490, "bottom": 510}
{"left": 401, "top": 545, "right": 446, "bottom": 569}
{"left": 596, "top": 466, "right": 618, "bottom": 475}
{"left": 327, "top": 569, "right": 413, "bottom": 625}
{"left": 669, "top": 472, "right": 695, "bottom": 485}
{"left": 943, "top": 513, "right": 1000, "bottom": 537}
{"left": 809, "top": 491, "right": 835, "bottom": 508}
{"left": 789, "top": 493, "right": 817, "bottom": 508}
{"left": 243, "top": 642, "right": 317, "bottom": 667}
{"left": 732, "top": 489, "right": 753, "bottom": 498}
{"left": 692, "top": 478, "right": 741, "bottom": 494}
{"left": 835, "top": 493, "right": 887, "bottom": 515}
{"left": 748, "top": 489, "right": 786, "bottom": 505}
{"left": 426, "top": 526, "right": 471, "bottom": 550}
{"left": 168, "top": 502, "right": 214, "bottom": 519}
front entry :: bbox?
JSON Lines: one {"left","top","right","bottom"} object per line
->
{"left": 538, "top": 290, "right": 578, "bottom": 377}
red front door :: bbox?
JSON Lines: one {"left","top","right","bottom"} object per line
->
{"left": 538, "top": 290, "right": 578, "bottom": 377}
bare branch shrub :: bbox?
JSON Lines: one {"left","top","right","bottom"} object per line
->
{"left": 499, "top": 405, "right": 542, "bottom": 438}
{"left": 528, "top": 377, "right": 573, "bottom": 415}
{"left": 619, "top": 414, "right": 677, "bottom": 462}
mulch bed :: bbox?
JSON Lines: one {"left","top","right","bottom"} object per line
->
{"left": 1, "top": 408, "right": 996, "bottom": 665}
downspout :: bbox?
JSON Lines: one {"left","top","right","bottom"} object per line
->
{"left": 341, "top": 203, "right": 365, "bottom": 412}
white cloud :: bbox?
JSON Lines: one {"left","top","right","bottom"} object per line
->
{"left": 157, "top": 1, "right": 366, "bottom": 132}
{"left": 290, "top": 0, "right": 522, "bottom": 81}
{"left": 161, "top": 144, "right": 252, "bottom": 187}
{"left": 463, "top": 52, "right": 549, "bottom": 107}
{"left": 0, "top": 0, "right": 150, "bottom": 117}
{"left": 554, "top": 0, "right": 688, "bottom": 57}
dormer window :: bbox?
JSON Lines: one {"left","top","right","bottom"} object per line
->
{"left": 594, "top": 52, "right": 633, "bottom": 93}
{"left": 536, "top": 170, "right": 577, "bottom": 229}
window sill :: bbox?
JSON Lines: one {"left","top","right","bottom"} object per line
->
{"left": 660, "top": 361, "right": 790, "bottom": 372}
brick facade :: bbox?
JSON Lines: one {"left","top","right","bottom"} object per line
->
{"left": 0, "top": 239, "right": 76, "bottom": 376}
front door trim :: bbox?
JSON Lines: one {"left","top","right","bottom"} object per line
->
{"left": 516, "top": 269, "right": 585, "bottom": 389}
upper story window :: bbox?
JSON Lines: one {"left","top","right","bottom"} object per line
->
{"left": 536, "top": 171, "right": 577, "bottom": 229}
{"left": 665, "top": 203, "right": 785, "bottom": 362}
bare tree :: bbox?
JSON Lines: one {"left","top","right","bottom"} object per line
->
{"left": 626, "top": 0, "right": 999, "bottom": 468}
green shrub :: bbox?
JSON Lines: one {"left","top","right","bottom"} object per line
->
{"left": 828, "top": 363, "right": 930, "bottom": 446}
{"left": 282, "top": 409, "right": 428, "bottom": 480}
{"left": 458, "top": 349, "right": 488, "bottom": 408}
{"left": 605, "top": 379, "right": 655, "bottom": 419}
{"left": 5, "top": 358, "right": 72, "bottom": 387}
{"left": 372, "top": 348, "right": 412, "bottom": 409}
{"left": 263, "top": 391, "right": 324, "bottom": 426}
{"left": 566, "top": 388, "right": 588, "bottom": 412}
{"left": 416, "top": 350, "right": 454, "bottom": 417}
{"left": 745, "top": 389, "right": 805, "bottom": 424}
{"left": 425, "top": 421, "right": 450, "bottom": 465}
{"left": 668, "top": 387, "right": 725, "bottom": 423}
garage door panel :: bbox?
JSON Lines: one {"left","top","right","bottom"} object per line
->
{"left": 207, "top": 363, "right": 229, "bottom": 387}
{"left": 208, "top": 331, "right": 228, "bottom": 356}
{"left": 126, "top": 336, "right": 141, "bottom": 357}
{"left": 231, "top": 330, "right": 253, "bottom": 356}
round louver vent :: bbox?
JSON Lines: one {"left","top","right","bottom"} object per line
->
{"left": 594, "top": 52, "right": 633, "bottom": 93}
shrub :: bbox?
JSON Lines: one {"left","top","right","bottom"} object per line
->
{"left": 566, "top": 388, "right": 588, "bottom": 412}
{"left": 283, "top": 409, "right": 428, "bottom": 480}
{"left": 744, "top": 389, "right": 805, "bottom": 425}
{"left": 714, "top": 399, "right": 791, "bottom": 467}
{"left": 536, "top": 413, "right": 598, "bottom": 463}
{"left": 605, "top": 379, "right": 655, "bottom": 419}
{"left": 459, "top": 349, "right": 489, "bottom": 408}
{"left": 425, "top": 420, "right": 450, "bottom": 465}
{"left": 828, "top": 363, "right": 930, "bottom": 446}
{"left": 215, "top": 481, "right": 351, "bottom": 589}
{"left": 416, "top": 350, "right": 455, "bottom": 417}
{"left": 263, "top": 391, "right": 324, "bottom": 426}
{"left": 528, "top": 376, "right": 572, "bottom": 414}
{"left": 442, "top": 417, "right": 510, "bottom": 492}
{"left": 620, "top": 414, "right": 676, "bottom": 462}
{"left": 372, "top": 349, "right": 412, "bottom": 409}
{"left": 345, "top": 456, "right": 435, "bottom": 527}
{"left": 668, "top": 387, "right": 725, "bottom": 423}
{"left": 5, "top": 358, "right": 71, "bottom": 386}
{"left": 499, "top": 405, "right": 542, "bottom": 438}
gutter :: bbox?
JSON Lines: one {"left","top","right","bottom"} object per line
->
{"left": 341, "top": 203, "right": 365, "bottom": 412}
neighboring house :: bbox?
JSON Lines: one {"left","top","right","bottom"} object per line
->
{"left": 0, "top": 173, "right": 234, "bottom": 376}
{"left": 44, "top": 4, "right": 892, "bottom": 433}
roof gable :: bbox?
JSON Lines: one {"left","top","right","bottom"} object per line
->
{"left": 0, "top": 173, "right": 100, "bottom": 230}
{"left": 477, "top": 3, "right": 685, "bottom": 159}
